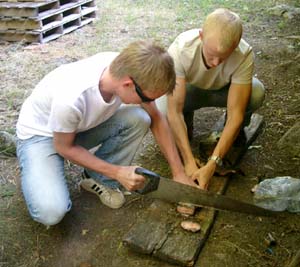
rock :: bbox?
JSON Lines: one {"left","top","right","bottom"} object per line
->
{"left": 0, "top": 131, "right": 17, "bottom": 157}
{"left": 264, "top": 233, "right": 277, "bottom": 247}
{"left": 253, "top": 176, "right": 300, "bottom": 212}
{"left": 198, "top": 130, "right": 222, "bottom": 159}
{"left": 177, "top": 203, "right": 196, "bottom": 217}
{"left": 251, "top": 184, "right": 258, "bottom": 193}
{"left": 268, "top": 4, "right": 300, "bottom": 20}
{"left": 277, "top": 121, "right": 300, "bottom": 157}
{"left": 180, "top": 221, "right": 201, "bottom": 233}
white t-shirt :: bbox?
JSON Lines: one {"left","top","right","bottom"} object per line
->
{"left": 168, "top": 29, "right": 254, "bottom": 89}
{"left": 17, "top": 52, "right": 122, "bottom": 139}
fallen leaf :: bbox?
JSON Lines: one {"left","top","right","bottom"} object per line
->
{"left": 81, "top": 229, "right": 89, "bottom": 236}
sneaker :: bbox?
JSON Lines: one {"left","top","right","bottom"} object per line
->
{"left": 80, "top": 172, "right": 125, "bottom": 209}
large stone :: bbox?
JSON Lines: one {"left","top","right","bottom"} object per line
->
{"left": 277, "top": 122, "right": 300, "bottom": 157}
{"left": 0, "top": 130, "right": 17, "bottom": 157}
{"left": 268, "top": 4, "right": 300, "bottom": 19}
{"left": 199, "top": 113, "right": 264, "bottom": 166}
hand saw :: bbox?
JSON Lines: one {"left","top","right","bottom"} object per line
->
{"left": 135, "top": 167, "right": 280, "bottom": 216}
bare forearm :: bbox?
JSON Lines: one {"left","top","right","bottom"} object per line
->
{"left": 213, "top": 83, "right": 252, "bottom": 158}
{"left": 150, "top": 116, "right": 198, "bottom": 187}
{"left": 57, "top": 145, "right": 121, "bottom": 180}
{"left": 150, "top": 115, "right": 186, "bottom": 176}
{"left": 212, "top": 113, "right": 243, "bottom": 158}
{"left": 167, "top": 111, "right": 195, "bottom": 166}
{"left": 53, "top": 131, "right": 146, "bottom": 191}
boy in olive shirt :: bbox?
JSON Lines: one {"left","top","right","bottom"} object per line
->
{"left": 157, "top": 8, "right": 265, "bottom": 190}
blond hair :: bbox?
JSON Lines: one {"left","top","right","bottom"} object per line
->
{"left": 110, "top": 40, "right": 176, "bottom": 95}
{"left": 202, "top": 8, "right": 243, "bottom": 52}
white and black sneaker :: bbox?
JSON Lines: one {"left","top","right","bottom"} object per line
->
{"left": 80, "top": 171, "right": 125, "bottom": 209}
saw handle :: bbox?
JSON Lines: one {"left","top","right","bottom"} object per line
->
{"left": 134, "top": 167, "right": 160, "bottom": 194}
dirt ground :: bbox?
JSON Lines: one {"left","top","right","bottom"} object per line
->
{"left": 0, "top": 1, "right": 300, "bottom": 267}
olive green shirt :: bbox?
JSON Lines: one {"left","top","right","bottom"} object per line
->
{"left": 168, "top": 29, "right": 254, "bottom": 90}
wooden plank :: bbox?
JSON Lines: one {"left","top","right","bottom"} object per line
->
{"left": 123, "top": 200, "right": 174, "bottom": 255}
{"left": 80, "top": 15, "right": 95, "bottom": 26}
{"left": 0, "top": 0, "right": 90, "bottom": 18}
{"left": 123, "top": 177, "right": 230, "bottom": 266}
{"left": 36, "top": 0, "right": 95, "bottom": 20}
{"left": 81, "top": 6, "right": 96, "bottom": 16}
{"left": 38, "top": 1, "right": 80, "bottom": 19}
{"left": 38, "top": 13, "right": 62, "bottom": 31}
{"left": 0, "top": 0, "right": 49, "bottom": 2}
{"left": 0, "top": 13, "right": 63, "bottom": 31}
{"left": 0, "top": 23, "right": 64, "bottom": 43}
{"left": 0, "top": 28, "right": 41, "bottom": 42}
{"left": 123, "top": 113, "right": 264, "bottom": 266}
{"left": 41, "top": 14, "right": 94, "bottom": 43}
{"left": 81, "top": 0, "right": 96, "bottom": 16}
{"left": 0, "top": 0, "right": 58, "bottom": 9}
{"left": 39, "top": 24, "right": 62, "bottom": 42}
{"left": 62, "top": 17, "right": 80, "bottom": 33}
{"left": 0, "top": 0, "right": 59, "bottom": 17}
{"left": 0, "top": 16, "right": 41, "bottom": 30}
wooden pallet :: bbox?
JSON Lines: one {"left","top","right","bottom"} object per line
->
{"left": 123, "top": 113, "right": 264, "bottom": 266}
{"left": 0, "top": 0, "right": 96, "bottom": 43}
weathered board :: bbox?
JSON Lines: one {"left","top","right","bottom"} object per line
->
{"left": 123, "top": 113, "right": 264, "bottom": 266}
{"left": 0, "top": 0, "right": 60, "bottom": 18}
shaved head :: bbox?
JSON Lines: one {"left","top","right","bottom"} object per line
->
{"left": 202, "top": 8, "right": 243, "bottom": 53}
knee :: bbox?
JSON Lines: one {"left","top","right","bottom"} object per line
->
{"left": 29, "top": 199, "right": 71, "bottom": 226}
{"left": 125, "top": 106, "right": 151, "bottom": 132}
{"left": 249, "top": 78, "right": 265, "bottom": 111}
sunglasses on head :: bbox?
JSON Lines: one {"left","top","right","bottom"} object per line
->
{"left": 130, "top": 77, "right": 154, "bottom": 103}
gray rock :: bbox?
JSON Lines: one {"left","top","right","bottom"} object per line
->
{"left": 277, "top": 122, "right": 300, "bottom": 157}
{"left": 0, "top": 131, "right": 17, "bottom": 157}
{"left": 254, "top": 176, "right": 300, "bottom": 212}
{"left": 268, "top": 4, "right": 300, "bottom": 19}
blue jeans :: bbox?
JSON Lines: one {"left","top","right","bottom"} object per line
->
{"left": 17, "top": 105, "right": 150, "bottom": 226}
{"left": 156, "top": 77, "right": 265, "bottom": 126}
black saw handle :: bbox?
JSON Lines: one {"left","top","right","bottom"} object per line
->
{"left": 135, "top": 167, "right": 160, "bottom": 194}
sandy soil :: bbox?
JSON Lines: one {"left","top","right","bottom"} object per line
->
{"left": 0, "top": 1, "right": 299, "bottom": 266}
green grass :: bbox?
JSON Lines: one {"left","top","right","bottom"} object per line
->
{"left": 85, "top": 0, "right": 295, "bottom": 54}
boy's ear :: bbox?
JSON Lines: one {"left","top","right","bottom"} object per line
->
{"left": 199, "top": 29, "right": 203, "bottom": 40}
{"left": 122, "top": 76, "right": 133, "bottom": 88}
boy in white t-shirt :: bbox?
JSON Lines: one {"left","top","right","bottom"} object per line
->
{"left": 16, "top": 40, "right": 197, "bottom": 226}
{"left": 156, "top": 8, "right": 265, "bottom": 190}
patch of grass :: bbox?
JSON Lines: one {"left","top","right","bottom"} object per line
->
{"left": 3, "top": 91, "right": 22, "bottom": 111}
{"left": 81, "top": 0, "right": 285, "bottom": 55}
{"left": 278, "top": 19, "right": 287, "bottom": 29}
{"left": 0, "top": 185, "right": 16, "bottom": 204}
